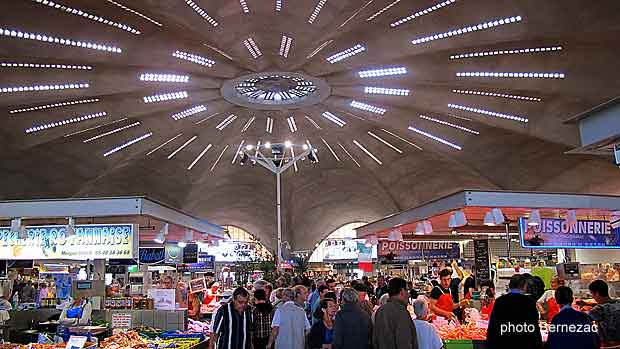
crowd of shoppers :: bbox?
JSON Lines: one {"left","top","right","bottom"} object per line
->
{"left": 209, "top": 270, "right": 619, "bottom": 349}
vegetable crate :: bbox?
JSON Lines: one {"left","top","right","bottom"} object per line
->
{"left": 444, "top": 339, "right": 487, "bottom": 349}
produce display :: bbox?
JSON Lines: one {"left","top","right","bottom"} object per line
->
{"left": 0, "top": 343, "right": 96, "bottom": 349}
{"left": 101, "top": 331, "right": 150, "bottom": 349}
{"left": 147, "top": 338, "right": 201, "bottom": 349}
{"left": 100, "top": 329, "right": 206, "bottom": 349}
{"left": 435, "top": 324, "right": 488, "bottom": 341}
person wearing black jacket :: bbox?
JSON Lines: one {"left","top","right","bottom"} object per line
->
{"left": 251, "top": 289, "right": 273, "bottom": 349}
{"left": 308, "top": 298, "right": 337, "bottom": 349}
{"left": 546, "top": 286, "right": 599, "bottom": 349}
{"left": 333, "top": 288, "right": 373, "bottom": 349}
{"left": 487, "top": 274, "right": 542, "bottom": 349}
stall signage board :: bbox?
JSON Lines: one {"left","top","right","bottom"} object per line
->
{"left": 65, "top": 336, "right": 88, "bottom": 349}
{"left": 183, "top": 243, "right": 199, "bottom": 263}
{"left": 165, "top": 244, "right": 182, "bottom": 264}
{"left": 147, "top": 288, "right": 176, "bottom": 310}
{"left": 519, "top": 217, "right": 620, "bottom": 249}
{"left": 198, "top": 254, "right": 215, "bottom": 269}
{"left": 0, "top": 224, "right": 136, "bottom": 260}
{"left": 189, "top": 277, "right": 207, "bottom": 294}
{"left": 111, "top": 312, "right": 132, "bottom": 329}
{"left": 378, "top": 241, "right": 460, "bottom": 260}
{"left": 139, "top": 247, "right": 166, "bottom": 264}
{"left": 473, "top": 239, "right": 491, "bottom": 287}
{"left": 177, "top": 262, "right": 214, "bottom": 273}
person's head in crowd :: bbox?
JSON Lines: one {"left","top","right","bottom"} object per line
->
{"left": 352, "top": 282, "right": 368, "bottom": 301}
{"left": 282, "top": 288, "right": 294, "bottom": 302}
{"left": 162, "top": 275, "right": 174, "bottom": 289}
{"left": 554, "top": 286, "right": 573, "bottom": 306}
{"left": 292, "top": 285, "right": 308, "bottom": 304}
{"left": 439, "top": 268, "right": 452, "bottom": 289}
{"left": 324, "top": 292, "right": 337, "bottom": 303}
{"left": 407, "top": 281, "right": 414, "bottom": 289}
{"left": 377, "top": 275, "right": 386, "bottom": 287}
{"left": 588, "top": 279, "right": 610, "bottom": 303}
{"left": 508, "top": 274, "right": 527, "bottom": 292}
{"left": 550, "top": 277, "right": 564, "bottom": 290}
{"left": 388, "top": 277, "right": 408, "bottom": 302}
{"left": 317, "top": 284, "right": 329, "bottom": 299}
{"left": 430, "top": 279, "right": 439, "bottom": 288}
{"left": 253, "top": 280, "right": 269, "bottom": 291}
{"left": 412, "top": 299, "right": 430, "bottom": 321}
{"left": 326, "top": 279, "right": 336, "bottom": 292}
{"left": 481, "top": 280, "right": 495, "bottom": 292}
{"left": 341, "top": 287, "right": 360, "bottom": 304}
{"left": 254, "top": 289, "right": 267, "bottom": 304}
{"left": 233, "top": 287, "right": 250, "bottom": 311}
{"left": 362, "top": 276, "right": 369, "bottom": 283}
{"left": 379, "top": 293, "right": 390, "bottom": 306}
{"left": 523, "top": 274, "right": 545, "bottom": 300}
{"left": 313, "top": 298, "right": 337, "bottom": 320}
{"left": 264, "top": 283, "right": 273, "bottom": 300}
{"left": 275, "top": 277, "right": 286, "bottom": 288}
{"left": 485, "top": 287, "right": 495, "bottom": 300}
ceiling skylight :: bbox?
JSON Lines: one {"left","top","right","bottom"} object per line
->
{"left": 0, "top": 27, "right": 122, "bottom": 52}
{"left": 411, "top": 16, "right": 522, "bottom": 45}
{"left": 172, "top": 105, "right": 207, "bottom": 121}
{"left": 215, "top": 114, "right": 238, "bottom": 131}
{"left": 232, "top": 140, "right": 246, "bottom": 164}
{"left": 419, "top": 114, "right": 479, "bottom": 134}
{"left": 9, "top": 98, "right": 99, "bottom": 114}
{"left": 104, "top": 0, "right": 162, "bottom": 27}
{"left": 368, "top": 131, "right": 403, "bottom": 153}
{"left": 287, "top": 116, "right": 298, "bottom": 133}
{"left": 146, "top": 134, "right": 183, "bottom": 156}
{"left": 83, "top": 121, "right": 141, "bottom": 143}
{"left": 243, "top": 38, "right": 262, "bottom": 59}
{"left": 139, "top": 73, "right": 190, "bottom": 83}
{"left": 326, "top": 44, "right": 366, "bottom": 64}
{"left": 306, "top": 40, "right": 333, "bottom": 59}
{"left": 408, "top": 126, "right": 462, "bottom": 150}
{"left": 308, "top": 0, "right": 328, "bottom": 23}
{"left": 143, "top": 91, "right": 188, "bottom": 103}
{"left": 391, "top": 0, "right": 457, "bottom": 27}
{"left": 450, "top": 46, "right": 562, "bottom": 60}
{"left": 184, "top": 0, "right": 218, "bottom": 27}
{"left": 364, "top": 87, "right": 410, "bottom": 96}
{"left": 168, "top": 135, "right": 197, "bottom": 159}
{"left": 358, "top": 67, "right": 407, "bottom": 78}
{"left": 353, "top": 140, "right": 382, "bottom": 165}
{"left": 452, "top": 89, "right": 541, "bottom": 102}
{"left": 456, "top": 71, "right": 565, "bottom": 79}
{"left": 104, "top": 132, "right": 152, "bottom": 157}
{"left": 279, "top": 35, "right": 293, "bottom": 58}
{"left": 239, "top": 0, "right": 250, "bottom": 13}
{"left": 266, "top": 117, "right": 274, "bottom": 134}
{"left": 367, "top": 0, "right": 402, "bottom": 21}
{"left": 1, "top": 62, "right": 92, "bottom": 70}
{"left": 241, "top": 116, "right": 256, "bottom": 132}
{"left": 350, "top": 100, "right": 387, "bottom": 115}
{"left": 275, "top": 0, "right": 283, "bottom": 12}
{"left": 304, "top": 115, "right": 322, "bottom": 129}
{"left": 26, "top": 112, "right": 107, "bottom": 134}
{"left": 448, "top": 103, "right": 528, "bottom": 123}
{"left": 322, "top": 111, "right": 346, "bottom": 127}
{"left": 187, "top": 144, "right": 212, "bottom": 170}
{"left": 173, "top": 50, "right": 215, "bottom": 67}
{"left": 1, "top": 83, "right": 89, "bottom": 94}
{"left": 380, "top": 129, "right": 423, "bottom": 150}
{"left": 321, "top": 138, "right": 340, "bottom": 161}
{"left": 32, "top": 0, "right": 141, "bottom": 34}
{"left": 64, "top": 118, "right": 127, "bottom": 138}
{"left": 338, "top": 143, "right": 361, "bottom": 167}
{"left": 210, "top": 145, "right": 229, "bottom": 172}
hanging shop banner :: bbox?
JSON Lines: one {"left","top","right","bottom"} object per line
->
{"left": 138, "top": 247, "right": 166, "bottom": 264}
{"left": 378, "top": 241, "right": 461, "bottom": 261}
{"left": 182, "top": 243, "right": 199, "bottom": 263}
{"left": 165, "top": 244, "right": 182, "bottom": 264}
{"left": 198, "top": 253, "right": 216, "bottom": 269}
{"left": 358, "top": 242, "right": 373, "bottom": 272}
{"left": 519, "top": 217, "right": 620, "bottom": 249}
{"left": 0, "top": 224, "right": 137, "bottom": 260}
{"left": 198, "top": 241, "right": 261, "bottom": 262}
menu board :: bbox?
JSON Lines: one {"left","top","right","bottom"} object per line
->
{"left": 189, "top": 277, "right": 207, "bottom": 294}
{"left": 473, "top": 239, "right": 490, "bottom": 287}
{"left": 111, "top": 313, "right": 132, "bottom": 329}
{"left": 183, "top": 243, "right": 199, "bottom": 263}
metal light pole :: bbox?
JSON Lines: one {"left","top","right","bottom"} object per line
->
{"left": 239, "top": 142, "right": 316, "bottom": 269}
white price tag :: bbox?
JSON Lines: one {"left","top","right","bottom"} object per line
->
{"left": 65, "top": 336, "right": 88, "bottom": 349}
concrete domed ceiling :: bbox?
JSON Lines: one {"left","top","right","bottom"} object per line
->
{"left": 2, "top": 0, "right": 620, "bottom": 251}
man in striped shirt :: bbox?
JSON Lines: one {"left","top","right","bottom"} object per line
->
{"left": 210, "top": 287, "right": 253, "bottom": 349}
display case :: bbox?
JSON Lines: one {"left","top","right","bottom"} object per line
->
{"left": 567, "top": 263, "right": 620, "bottom": 297}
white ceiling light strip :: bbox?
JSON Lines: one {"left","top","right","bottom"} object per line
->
{"left": 456, "top": 71, "right": 565, "bottom": 79}
{"left": 304, "top": 115, "right": 322, "bottom": 129}
{"left": 146, "top": 133, "right": 183, "bottom": 155}
{"left": 194, "top": 112, "right": 220, "bottom": 125}
{"left": 338, "top": 0, "right": 374, "bottom": 28}
{"left": 203, "top": 44, "right": 234, "bottom": 61}
{"left": 1, "top": 83, "right": 88, "bottom": 94}
{"left": 0, "top": 27, "right": 121, "bottom": 52}
{"left": 1, "top": 62, "right": 92, "bottom": 70}
{"left": 168, "top": 136, "right": 197, "bottom": 159}
{"left": 184, "top": 0, "right": 218, "bottom": 27}
{"left": 266, "top": 117, "right": 274, "bottom": 133}
{"left": 26, "top": 112, "right": 106, "bottom": 134}
{"left": 290, "top": 146, "right": 298, "bottom": 172}
{"left": 10, "top": 98, "right": 99, "bottom": 114}
{"left": 358, "top": 66, "right": 407, "bottom": 78}
{"left": 232, "top": 139, "right": 245, "bottom": 164}
{"left": 243, "top": 38, "right": 262, "bottom": 59}
{"left": 408, "top": 126, "right": 462, "bottom": 150}
{"left": 215, "top": 114, "right": 238, "bottom": 131}
{"left": 143, "top": 91, "right": 188, "bottom": 103}
{"left": 104, "top": 132, "right": 152, "bottom": 157}
{"left": 64, "top": 117, "right": 127, "bottom": 138}
{"left": 367, "top": 0, "right": 401, "bottom": 21}
{"left": 326, "top": 44, "right": 366, "bottom": 64}
{"left": 172, "top": 105, "right": 207, "bottom": 121}
{"left": 450, "top": 46, "right": 562, "bottom": 60}
{"left": 419, "top": 114, "right": 479, "bottom": 134}
{"left": 104, "top": 0, "right": 162, "bottom": 27}
{"left": 338, "top": 143, "right": 361, "bottom": 167}
{"left": 306, "top": 40, "right": 333, "bottom": 59}
{"left": 321, "top": 138, "right": 340, "bottom": 161}
{"left": 391, "top": 0, "right": 457, "bottom": 27}
{"left": 172, "top": 50, "right": 215, "bottom": 68}
{"left": 448, "top": 103, "right": 528, "bottom": 123}
{"left": 452, "top": 89, "right": 541, "bottom": 102}
{"left": 241, "top": 116, "right": 256, "bottom": 132}
{"left": 83, "top": 121, "right": 140, "bottom": 143}
{"left": 364, "top": 87, "right": 410, "bottom": 96}
{"left": 380, "top": 128, "right": 423, "bottom": 150}
{"left": 275, "top": 0, "right": 283, "bottom": 12}
{"left": 353, "top": 140, "right": 382, "bottom": 165}
{"left": 306, "top": 140, "right": 319, "bottom": 162}
{"left": 308, "top": 0, "right": 328, "bottom": 23}
{"left": 210, "top": 145, "right": 229, "bottom": 172}
{"left": 32, "top": 0, "right": 141, "bottom": 35}
{"left": 322, "top": 111, "right": 346, "bottom": 127}
{"left": 367, "top": 131, "right": 403, "bottom": 153}
{"left": 239, "top": 0, "right": 250, "bottom": 13}
{"left": 279, "top": 35, "right": 293, "bottom": 58}
{"left": 350, "top": 100, "right": 386, "bottom": 115}
{"left": 287, "top": 116, "right": 298, "bottom": 133}
{"left": 139, "top": 73, "right": 189, "bottom": 83}
{"left": 187, "top": 144, "right": 212, "bottom": 170}
{"left": 411, "top": 16, "right": 522, "bottom": 45}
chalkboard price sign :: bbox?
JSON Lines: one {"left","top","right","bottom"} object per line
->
{"left": 473, "top": 239, "right": 491, "bottom": 287}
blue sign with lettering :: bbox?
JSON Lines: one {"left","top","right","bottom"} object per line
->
{"left": 139, "top": 247, "right": 166, "bottom": 264}
{"left": 519, "top": 217, "right": 620, "bottom": 249}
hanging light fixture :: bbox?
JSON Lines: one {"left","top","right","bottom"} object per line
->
{"left": 423, "top": 220, "right": 433, "bottom": 234}
{"left": 565, "top": 210, "right": 577, "bottom": 227}
{"left": 483, "top": 211, "right": 496, "bottom": 226}
{"left": 11, "top": 218, "right": 27, "bottom": 239}
{"left": 387, "top": 228, "right": 403, "bottom": 241}
{"left": 528, "top": 209, "right": 541, "bottom": 226}
{"left": 415, "top": 223, "right": 425, "bottom": 235}
{"left": 492, "top": 208, "right": 505, "bottom": 225}
{"left": 65, "top": 217, "right": 76, "bottom": 237}
{"left": 178, "top": 228, "right": 193, "bottom": 248}
{"left": 448, "top": 210, "right": 468, "bottom": 228}
{"left": 154, "top": 223, "right": 169, "bottom": 244}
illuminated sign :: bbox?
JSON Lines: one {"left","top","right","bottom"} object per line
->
{"left": 519, "top": 217, "right": 620, "bottom": 249}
